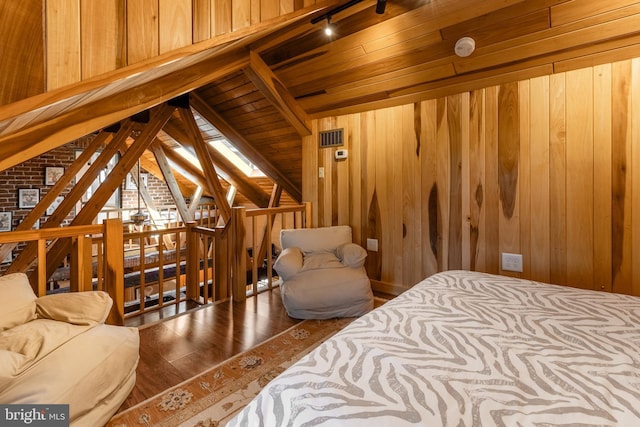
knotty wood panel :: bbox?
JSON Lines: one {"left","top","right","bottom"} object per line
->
{"left": 304, "top": 58, "right": 640, "bottom": 296}
{"left": 611, "top": 60, "right": 633, "bottom": 295}
{"left": 497, "top": 82, "right": 520, "bottom": 277}
{"left": 0, "top": 1, "right": 45, "bottom": 104}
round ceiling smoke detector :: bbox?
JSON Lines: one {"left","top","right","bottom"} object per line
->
{"left": 454, "top": 37, "right": 476, "bottom": 58}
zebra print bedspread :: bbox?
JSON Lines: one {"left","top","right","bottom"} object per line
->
{"left": 228, "top": 270, "right": 640, "bottom": 426}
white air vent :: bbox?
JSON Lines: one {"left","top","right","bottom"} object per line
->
{"left": 319, "top": 129, "right": 344, "bottom": 148}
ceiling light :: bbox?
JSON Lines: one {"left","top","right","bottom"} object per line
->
{"left": 454, "top": 37, "right": 476, "bottom": 58}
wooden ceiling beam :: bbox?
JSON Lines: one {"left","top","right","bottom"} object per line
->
{"left": 243, "top": 50, "right": 311, "bottom": 136}
{"left": 0, "top": 2, "right": 330, "bottom": 173}
{"left": 177, "top": 106, "right": 232, "bottom": 222}
{"left": 157, "top": 139, "right": 209, "bottom": 188}
{"left": 41, "top": 104, "right": 175, "bottom": 283}
{"left": 0, "top": 49, "right": 248, "bottom": 172}
{"left": 150, "top": 142, "right": 192, "bottom": 222}
{"left": 191, "top": 93, "right": 302, "bottom": 202}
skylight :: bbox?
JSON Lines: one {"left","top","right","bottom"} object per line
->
{"left": 209, "top": 139, "right": 265, "bottom": 177}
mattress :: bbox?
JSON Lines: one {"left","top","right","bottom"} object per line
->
{"left": 228, "top": 270, "right": 640, "bottom": 426}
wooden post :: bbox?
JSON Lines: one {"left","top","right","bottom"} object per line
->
{"left": 37, "top": 240, "right": 47, "bottom": 297}
{"left": 214, "top": 226, "right": 229, "bottom": 300}
{"left": 104, "top": 218, "right": 124, "bottom": 325}
{"left": 304, "top": 201, "right": 312, "bottom": 228}
{"left": 70, "top": 235, "right": 92, "bottom": 292}
{"left": 232, "top": 207, "right": 247, "bottom": 302}
{"left": 185, "top": 221, "right": 200, "bottom": 302}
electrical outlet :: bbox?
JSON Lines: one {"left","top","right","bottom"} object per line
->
{"left": 366, "top": 238, "right": 378, "bottom": 252}
{"left": 319, "top": 167, "right": 324, "bottom": 178}
{"left": 501, "top": 253, "right": 523, "bottom": 272}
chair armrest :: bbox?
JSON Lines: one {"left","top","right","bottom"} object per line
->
{"left": 274, "top": 247, "right": 303, "bottom": 281}
{"left": 35, "top": 291, "right": 113, "bottom": 325}
{"left": 337, "top": 243, "right": 367, "bottom": 268}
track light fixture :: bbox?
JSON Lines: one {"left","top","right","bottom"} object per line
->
{"left": 311, "top": 0, "right": 388, "bottom": 35}
{"left": 324, "top": 16, "right": 334, "bottom": 36}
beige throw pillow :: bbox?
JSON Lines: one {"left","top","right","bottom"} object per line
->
{"left": 0, "top": 273, "right": 37, "bottom": 331}
{"left": 36, "top": 291, "right": 113, "bottom": 325}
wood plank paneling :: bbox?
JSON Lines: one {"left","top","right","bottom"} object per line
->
{"left": 46, "top": 0, "right": 80, "bottom": 91}
{"left": 127, "top": 0, "right": 160, "bottom": 64}
{"left": 611, "top": 60, "right": 632, "bottom": 295}
{"left": 468, "top": 90, "right": 485, "bottom": 272}
{"left": 593, "top": 64, "right": 612, "bottom": 292}
{"left": 565, "top": 67, "right": 594, "bottom": 289}
{"left": 633, "top": 58, "right": 640, "bottom": 297}
{"left": 305, "top": 58, "right": 640, "bottom": 296}
{"left": 232, "top": 0, "right": 252, "bottom": 31}
{"left": 159, "top": 0, "right": 192, "bottom": 53}
{"left": 0, "top": 1, "right": 45, "bottom": 104}
{"left": 484, "top": 86, "right": 500, "bottom": 274}
{"left": 518, "top": 80, "right": 531, "bottom": 278}
{"left": 497, "top": 82, "right": 520, "bottom": 276}
{"left": 81, "top": 0, "right": 126, "bottom": 79}
{"left": 193, "top": 0, "right": 212, "bottom": 42}
{"left": 549, "top": 73, "right": 567, "bottom": 286}
{"left": 421, "top": 100, "right": 438, "bottom": 278}
{"left": 529, "top": 75, "right": 550, "bottom": 283}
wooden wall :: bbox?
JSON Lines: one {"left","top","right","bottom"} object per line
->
{"left": 303, "top": 57, "right": 640, "bottom": 297}
{"left": 1, "top": 0, "right": 318, "bottom": 106}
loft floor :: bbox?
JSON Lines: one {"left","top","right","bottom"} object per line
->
{"left": 118, "top": 287, "right": 396, "bottom": 413}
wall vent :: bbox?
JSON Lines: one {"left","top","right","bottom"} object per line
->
{"left": 319, "top": 128, "right": 344, "bottom": 148}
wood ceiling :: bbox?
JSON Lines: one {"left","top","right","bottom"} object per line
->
{"left": 1, "top": 0, "right": 640, "bottom": 208}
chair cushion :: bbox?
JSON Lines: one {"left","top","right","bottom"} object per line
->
{"left": 0, "top": 273, "right": 37, "bottom": 331}
{"left": 300, "top": 252, "right": 344, "bottom": 272}
{"left": 337, "top": 243, "right": 367, "bottom": 268}
{"left": 273, "top": 247, "right": 303, "bottom": 281}
{"left": 280, "top": 226, "right": 352, "bottom": 255}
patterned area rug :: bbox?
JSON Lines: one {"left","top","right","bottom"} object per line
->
{"left": 107, "top": 317, "right": 356, "bottom": 427}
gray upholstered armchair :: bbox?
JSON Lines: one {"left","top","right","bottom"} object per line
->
{"left": 274, "top": 225, "right": 374, "bottom": 319}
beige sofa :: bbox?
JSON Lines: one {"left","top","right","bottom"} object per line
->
{"left": 0, "top": 273, "right": 139, "bottom": 427}
{"left": 274, "top": 225, "right": 374, "bottom": 319}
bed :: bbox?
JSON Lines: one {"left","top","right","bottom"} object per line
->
{"left": 228, "top": 270, "right": 640, "bottom": 426}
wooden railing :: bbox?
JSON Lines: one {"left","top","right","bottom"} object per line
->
{"left": 0, "top": 218, "right": 125, "bottom": 324}
{"left": 231, "top": 202, "right": 311, "bottom": 301}
{"left": 0, "top": 202, "right": 311, "bottom": 323}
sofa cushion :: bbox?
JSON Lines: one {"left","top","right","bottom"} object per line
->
{"left": 0, "top": 273, "right": 36, "bottom": 331}
{"left": 36, "top": 291, "right": 112, "bottom": 325}
{"left": 280, "top": 226, "right": 352, "bottom": 256}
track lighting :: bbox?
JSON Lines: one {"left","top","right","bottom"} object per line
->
{"left": 311, "top": 0, "right": 388, "bottom": 35}
{"left": 324, "top": 16, "right": 334, "bottom": 36}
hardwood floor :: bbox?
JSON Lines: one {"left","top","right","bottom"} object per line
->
{"left": 118, "top": 288, "right": 301, "bottom": 412}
